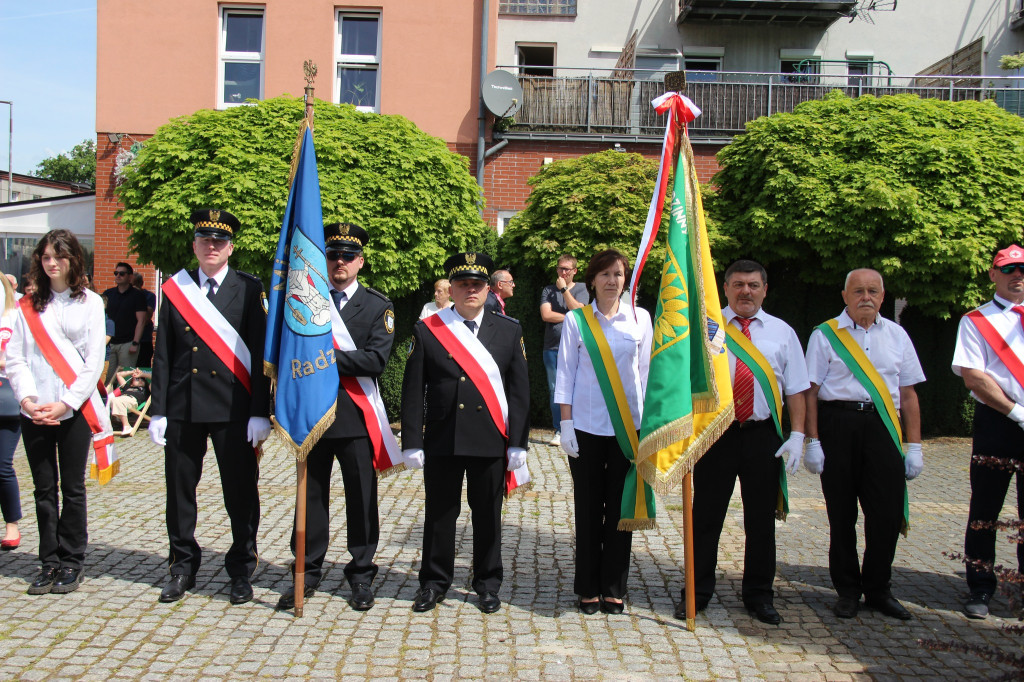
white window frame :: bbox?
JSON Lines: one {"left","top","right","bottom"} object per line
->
{"left": 218, "top": 6, "right": 265, "bottom": 109}
{"left": 336, "top": 10, "right": 382, "bottom": 113}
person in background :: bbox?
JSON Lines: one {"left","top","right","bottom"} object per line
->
{"left": 556, "top": 249, "right": 652, "bottom": 615}
{"left": 7, "top": 230, "right": 108, "bottom": 595}
{"left": 485, "top": 269, "right": 514, "bottom": 316}
{"left": 6, "top": 274, "right": 21, "bottom": 301}
{"left": 133, "top": 273, "right": 156, "bottom": 368}
{"left": 0, "top": 271, "right": 22, "bottom": 550}
{"left": 419, "top": 279, "right": 452, "bottom": 320}
{"left": 540, "top": 255, "right": 588, "bottom": 446}
{"left": 102, "top": 263, "right": 147, "bottom": 382}
{"left": 109, "top": 368, "right": 151, "bottom": 437}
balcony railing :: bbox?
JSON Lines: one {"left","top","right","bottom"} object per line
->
{"left": 497, "top": 68, "right": 1024, "bottom": 139}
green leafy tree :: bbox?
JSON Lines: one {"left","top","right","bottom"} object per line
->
{"left": 710, "top": 92, "right": 1024, "bottom": 319}
{"left": 116, "top": 96, "right": 488, "bottom": 296}
{"left": 34, "top": 139, "right": 96, "bottom": 187}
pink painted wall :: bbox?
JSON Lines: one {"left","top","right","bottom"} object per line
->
{"left": 97, "top": 0, "right": 493, "bottom": 144}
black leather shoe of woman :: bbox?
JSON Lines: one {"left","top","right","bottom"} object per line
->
{"left": 578, "top": 597, "right": 600, "bottom": 615}
{"left": 600, "top": 597, "right": 625, "bottom": 614}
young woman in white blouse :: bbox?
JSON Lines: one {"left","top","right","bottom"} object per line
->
{"left": 7, "top": 230, "right": 106, "bottom": 595}
{"left": 554, "top": 249, "right": 653, "bottom": 615}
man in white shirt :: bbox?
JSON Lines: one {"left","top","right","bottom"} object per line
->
{"left": 804, "top": 268, "right": 925, "bottom": 621}
{"left": 952, "top": 244, "right": 1024, "bottom": 619}
{"left": 683, "top": 260, "right": 809, "bottom": 625}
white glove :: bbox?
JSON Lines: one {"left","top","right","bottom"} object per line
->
{"left": 403, "top": 448, "right": 425, "bottom": 469}
{"left": 775, "top": 431, "right": 805, "bottom": 475}
{"left": 804, "top": 438, "right": 825, "bottom": 474}
{"left": 559, "top": 419, "right": 579, "bottom": 458}
{"left": 148, "top": 415, "right": 167, "bottom": 447}
{"left": 1009, "top": 403, "right": 1024, "bottom": 432}
{"left": 247, "top": 417, "right": 273, "bottom": 446}
{"left": 904, "top": 442, "right": 923, "bottom": 480}
{"left": 507, "top": 447, "right": 527, "bottom": 471}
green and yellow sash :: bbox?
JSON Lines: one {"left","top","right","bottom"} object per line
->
{"left": 816, "top": 318, "right": 909, "bottom": 535}
{"left": 573, "top": 306, "right": 656, "bottom": 531}
{"left": 724, "top": 324, "right": 789, "bottom": 520}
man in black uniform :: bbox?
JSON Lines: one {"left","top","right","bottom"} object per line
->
{"left": 149, "top": 209, "right": 272, "bottom": 605}
{"left": 276, "top": 222, "right": 395, "bottom": 611}
{"left": 401, "top": 252, "right": 530, "bottom": 614}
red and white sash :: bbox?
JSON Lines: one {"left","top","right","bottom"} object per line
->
{"left": 162, "top": 270, "right": 262, "bottom": 457}
{"left": 966, "top": 305, "right": 1024, "bottom": 390}
{"left": 422, "top": 308, "right": 530, "bottom": 495}
{"left": 19, "top": 297, "right": 117, "bottom": 484}
{"left": 162, "top": 270, "right": 252, "bottom": 391}
{"left": 329, "top": 303, "right": 405, "bottom": 476}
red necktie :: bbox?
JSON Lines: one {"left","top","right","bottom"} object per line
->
{"left": 734, "top": 317, "right": 755, "bottom": 423}
{"left": 1013, "top": 305, "right": 1024, "bottom": 331}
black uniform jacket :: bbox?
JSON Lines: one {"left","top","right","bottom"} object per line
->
{"left": 151, "top": 268, "right": 270, "bottom": 422}
{"left": 401, "top": 310, "right": 530, "bottom": 458}
{"left": 323, "top": 283, "right": 395, "bottom": 439}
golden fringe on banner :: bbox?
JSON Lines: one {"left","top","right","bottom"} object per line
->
{"left": 619, "top": 518, "right": 657, "bottom": 532}
{"left": 506, "top": 480, "right": 535, "bottom": 499}
{"left": 377, "top": 462, "right": 407, "bottom": 479}
{"left": 638, "top": 404, "right": 735, "bottom": 496}
{"left": 270, "top": 399, "right": 337, "bottom": 462}
{"left": 287, "top": 116, "right": 311, "bottom": 188}
{"left": 90, "top": 460, "right": 121, "bottom": 485}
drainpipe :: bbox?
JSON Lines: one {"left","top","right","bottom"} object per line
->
{"left": 476, "top": 0, "right": 490, "bottom": 210}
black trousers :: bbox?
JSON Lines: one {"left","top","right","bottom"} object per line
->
{"left": 818, "top": 404, "right": 905, "bottom": 599}
{"left": 290, "top": 436, "right": 379, "bottom": 587}
{"left": 965, "top": 401, "right": 1024, "bottom": 595}
{"left": 165, "top": 419, "right": 260, "bottom": 578}
{"left": 419, "top": 455, "right": 504, "bottom": 595}
{"left": 568, "top": 430, "right": 634, "bottom": 599}
{"left": 692, "top": 420, "right": 782, "bottom": 606}
{"left": 22, "top": 413, "right": 90, "bottom": 570}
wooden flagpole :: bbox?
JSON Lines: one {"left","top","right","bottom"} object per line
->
{"left": 682, "top": 472, "right": 696, "bottom": 631}
{"left": 293, "top": 61, "right": 318, "bottom": 618}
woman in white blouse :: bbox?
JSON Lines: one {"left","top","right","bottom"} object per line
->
{"left": 554, "top": 249, "right": 653, "bottom": 615}
{"left": 418, "top": 278, "right": 452, "bottom": 319}
{"left": 7, "top": 230, "right": 106, "bottom": 596}
{"left": 0, "top": 272, "right": 23, "bottom": 550}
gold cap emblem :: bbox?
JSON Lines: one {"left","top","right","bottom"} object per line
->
{"left": 466, "top": 253, "right": 476, "bottom": 265}
{"left": 210, "top": 210, "right": 221, "bottom": 223}
{"left": 340, "top": 224, "right": 350, "bottom": 236}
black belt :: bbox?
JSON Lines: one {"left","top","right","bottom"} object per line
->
{"left": 734, "top": 418, "right": 772, "bottom": 430}
{"left": 821, "top": 400, "right": 877, "bottom": 413}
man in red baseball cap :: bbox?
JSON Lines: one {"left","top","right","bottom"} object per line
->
{"left": 952, "top": 244, "right": 1024, "bottom": 619}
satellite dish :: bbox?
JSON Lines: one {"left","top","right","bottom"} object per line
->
{"left": 482, "top": 70, "right": 524, "bottom": 118}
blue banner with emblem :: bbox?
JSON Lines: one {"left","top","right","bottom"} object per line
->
{"left": 264, "top": 126, "right": 339, "bottom": 460}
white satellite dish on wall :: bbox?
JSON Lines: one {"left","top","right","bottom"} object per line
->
{"left": 481, "top": 70, "right": 523, "bottom": 118}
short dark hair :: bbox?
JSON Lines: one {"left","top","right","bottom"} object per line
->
{"left": 724, "top": 259, "right": 767, "bottom": 285}
{"left": 584, "top": 249, "right": 632, "bottom": 296}
{"left": 115, "top": 262, "right": 134, "bottom": 275}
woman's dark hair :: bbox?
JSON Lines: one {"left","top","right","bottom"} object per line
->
{"left": 29, "top": 229, "right": 87, "bottom": 312}
{"left": 583, "top": 249, "right": 632, "bottom": 297}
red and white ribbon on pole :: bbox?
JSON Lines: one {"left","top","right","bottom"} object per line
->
{"left": 629, "top": 91, "right": 702, "bottom": 312}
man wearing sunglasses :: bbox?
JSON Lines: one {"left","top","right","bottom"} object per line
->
{"left": 277, "top": 222, "right": 395, "bottom": 612}
{"left": 485, "top": 269, "right": 514, "bottom": 316}
{"left": 102, "top": 262, "right": 148, "bottom": 382}
{"left": 953, "top": 245, "right": 1024, "bottom": 619}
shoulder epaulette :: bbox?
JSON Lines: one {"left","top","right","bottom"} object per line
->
{"left": 366, "top": 287, "right": 391, "bottom": 303}
{"left": 235, "top": 270, "right": 263, "bottom": 284}
{"left": 490, "top": 310, "right": 520, "bottom": 324}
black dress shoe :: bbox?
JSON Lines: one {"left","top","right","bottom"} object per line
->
{"left": 348, "top": 583, "right": 375, "bottom": 611}
{"left": 275, "top": 583, "right": 317, "bottom": 610}
{"left": 964, "top": 591, "right": 992, "bottom": 620}
{"left": 28, "top": 567, "right": 57, "bottom": 595}
{"left": 673, "top": 597, "right": 710, "bottom": 620}
{"left": 865, "top": 594, "right": 912, "bottom": 620}
{"left": 745, "top": 602, "right": 782, "bottom": 625}
{"left": 600, "top": 597, "right": 625, "bottom": 614}
{"left": 159, "top": 574, "right": 196, "bottom": 603}
{"left": 412, "top": 587, "right": 445, "bottom": 612}
{"left": 478, "top": 591, "right": 501, "bottom": 614}
{"left": 578, "top": 598, "right": 601, "bottom": 615}
{"left": 51, "top": 567, "right": 82, "bottom": 594}
{"left": 833, "top": 596, "right": 860, "bottom": 618}
{"left": 229, "top": 576, "right": 253, "bottom": 605}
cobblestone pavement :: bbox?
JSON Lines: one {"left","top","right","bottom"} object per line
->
{"left": 0, "top": 431, "right": 1017, "bottom": 680}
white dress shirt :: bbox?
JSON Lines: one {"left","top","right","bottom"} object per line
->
{"left": 331, "top": 278, "right": 360, "bottom": 312}
{"left": 450, "top": 306, "right": 485, "bottom": 336}
{"left": 952, "top": 295, "right": 1024, "bottom": 404}
{"left": 805, "top": 309, "right": 925, "bottom": 408}
{"left": 723, "top": 305, "right": 810, "bottom": 421}
{"left": 554, "top": 300, "right": 653, "bottom": 436}
{"left": 197, "top": 264, "right": 229, "bottom": 296}
{"left": 7, "top": 289, "right": 107, "bottom": 419}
